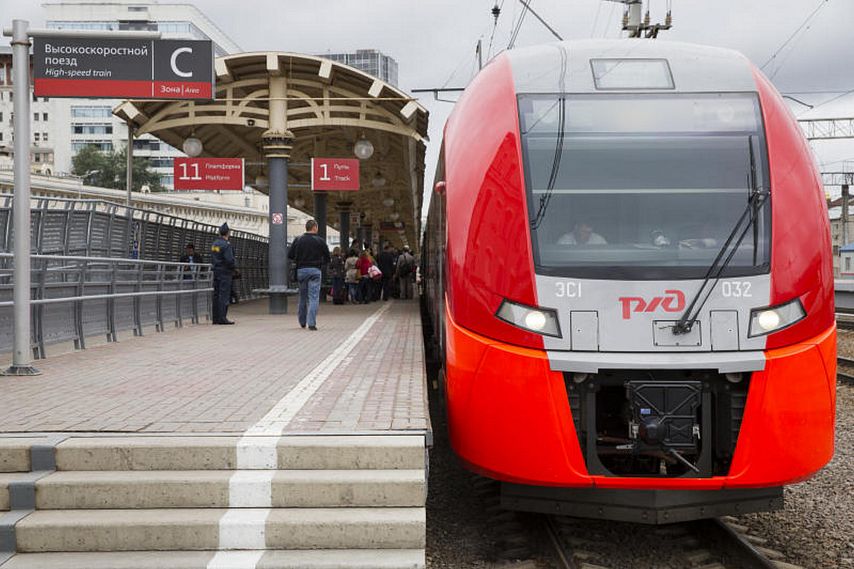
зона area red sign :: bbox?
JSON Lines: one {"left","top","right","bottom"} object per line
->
{"left": 311, "top": 158, "right": 360, "bottom": 191}
{"left": 173, "top": 158, "right": 244, "bottom": 191}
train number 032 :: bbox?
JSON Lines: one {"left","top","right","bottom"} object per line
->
{"left": 721, "top": 281, "right": 752, "bottom": 298}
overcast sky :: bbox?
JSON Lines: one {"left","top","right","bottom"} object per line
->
{"left": 5, "top": 0, "right": 854, "bottom": 197}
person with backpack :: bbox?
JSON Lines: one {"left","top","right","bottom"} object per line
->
{"left": 396, "top": 246, "right": 415, "bottom": 300}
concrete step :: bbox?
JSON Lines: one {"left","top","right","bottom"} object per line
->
{"left": 31, "top": 469, "right": 425, "bottom": 509}
{"left": 0, "top": 438, "right": 44, "bottom": 473}
{"left": 53, "top": 435, "right": 425, "bottom": 471}
{"left": 1, "top": 549, "right": 425, "bottom": 568}
{"left": 14, "top": 508, "right": 426, "bottom": 552}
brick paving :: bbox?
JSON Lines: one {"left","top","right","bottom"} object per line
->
{"left": 0, "top": 299, "right": 428, "bottom": 435}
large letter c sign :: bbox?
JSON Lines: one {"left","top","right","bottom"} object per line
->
{"left": 170, "top": 47, "right": 193, "bottom": 78}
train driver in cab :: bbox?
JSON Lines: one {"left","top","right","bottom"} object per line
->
{"left": 557, "top": 220, "right": 607, "bottom": 245}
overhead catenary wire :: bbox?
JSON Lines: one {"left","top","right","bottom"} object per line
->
{"left": 487, "top": 0, "right": 506, "bottom": 59}
{"left": 602, "top": 0, "right": 618, "bottom": 38}
{"left": 590, "top": 0, "right": 604, "bottom": 38}
{"left": 507, "top": 0, "right": 531, "bottom": 49}
{"left": 760, "top": 0, "right": 830, "bottom": 72}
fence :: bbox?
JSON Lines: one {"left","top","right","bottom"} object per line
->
{"left": 0, "top": 195, "right": 270, "bottom": 359}
{"left": 0, "top": 194, "right": 268, "bottom": 302}
{"left": 0, "top": 254, "right": 213, "bottom": 358}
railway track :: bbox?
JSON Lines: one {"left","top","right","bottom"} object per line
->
{"left": 836, "top": 311, "right": 854, "bottom": 330}
{"left": 837, "top": 355, "right": 854, "bottom": 383}
{"left": 543, "top": 515, "right": 798, "bottom": 569}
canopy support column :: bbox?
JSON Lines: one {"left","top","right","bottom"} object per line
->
{"left": 264, "top": 75, "right": 294, "bottom": 315}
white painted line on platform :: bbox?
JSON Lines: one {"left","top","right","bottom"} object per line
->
{"left": 236, "top": 436, "right": 279, "bottom": 470}
{"left": 244, "top": 302, "right": 391, "bottom": 436}
{"left": 206, "top": 550, "right": 265, "bottom": 569}
{"left": 229, "top": 470, "right": 275, "bottom": 508}
{"left": 218, "top": 509, "right": 270, "bottom": 550}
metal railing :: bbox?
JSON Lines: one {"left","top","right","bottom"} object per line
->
{"left": 0, "top": 194, "right": 269, "bottom": 302}
{"left": 0, "top": 253, "right": 213, "bottom": 359}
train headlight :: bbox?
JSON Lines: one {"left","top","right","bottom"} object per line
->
{"left": 496, "top": 299, "right": 562, "bottom": 338}
{"left": 748, "top": 298, "right": 806, "bottom": 337}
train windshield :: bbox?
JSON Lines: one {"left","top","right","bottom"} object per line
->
{"left": 518, "top": 93, "right": 771, "bottom": 280}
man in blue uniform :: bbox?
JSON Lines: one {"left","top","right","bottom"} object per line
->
{"left": 288, "top": 219, "right": 330, "bottom": 330}
{"left": 211, "top": 223, "right": 236, "bottom": 325}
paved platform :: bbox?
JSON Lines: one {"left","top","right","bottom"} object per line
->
{"left": 0, "top": 299, "right": 429, "bottom": 437}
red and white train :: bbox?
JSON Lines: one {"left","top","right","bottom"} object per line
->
{"left": 422, "top": 40, "right": 836, "bottom": 523}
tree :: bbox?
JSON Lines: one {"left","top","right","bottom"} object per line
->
{"left": 72, "top": 144, "right": 163, "bottom": 192}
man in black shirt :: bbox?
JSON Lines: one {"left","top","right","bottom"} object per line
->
{"left": 288, "top": 219, "right": 331, "bottom": 330}
{"left": 377, "top": 244, "right": 396, "bottom": 301}
{"left": 180, "top": 243, "right": 203, "bottom": 280}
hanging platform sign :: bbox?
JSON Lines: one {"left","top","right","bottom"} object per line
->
{"left": 311, "top": 158, "right": 360, "bottom": 191}
{"left": 173, "top": 158, "right": 244, "bottom": 190}
{"left": 32, "top": 37, "right": 214, "bottom": 99}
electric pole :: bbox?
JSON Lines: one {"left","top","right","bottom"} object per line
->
{"left": 603, "top": 0, "right": 673, "bottom": 38}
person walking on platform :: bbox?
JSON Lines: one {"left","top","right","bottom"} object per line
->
{"left": 288, "top": 219, "right": 331, "bottom": 330}
{"left": 377, "top": 244, "right": 396, "bottom": 301}
{"left": 211, "top": 223, "right": 236, "bottom": 325}
{"left": 329, "top": 247, "right": 346, "bottom": 305}
{"left": 344, "top": 249, "right": 360, "bottom": 303}
{"left": 396, "top": 246, "right": 415, "bottom": 300}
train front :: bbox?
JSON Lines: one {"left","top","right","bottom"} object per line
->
{"left": 440, "top": 40, "right": 835, "bottom": 522}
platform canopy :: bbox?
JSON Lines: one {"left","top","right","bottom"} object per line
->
{"left": 114, "top": 51, "right": 429, "bottom": 249}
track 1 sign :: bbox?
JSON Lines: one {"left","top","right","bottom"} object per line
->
{"left": 173, "top": 158, "right": 244, "bottom": 191}
{"left": 311, "top": 158, "right": 360, "bottom": 191}
{"left": 32, "top": 37, "right": 213, "bottom": 99}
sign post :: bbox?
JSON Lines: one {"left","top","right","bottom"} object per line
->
{"left": 3, "top": 20, "right": 37, "bottom": 375}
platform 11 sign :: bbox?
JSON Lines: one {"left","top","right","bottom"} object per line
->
{"left": 32, "top": 37, "right": 213, "bottom": 99}
{"left": 173, "top": 158, "right": 244, "bottom": 191}
{"left": 311, "top": 158, "right": 360, "bottom": 191}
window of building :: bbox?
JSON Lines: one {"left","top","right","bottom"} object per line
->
{"left": 43, "top": 113, "right": 48, "bottom": 121}
{"left": 34, "top": 132, "right": 40, "bottom": 142}
{"left": 42, "top": 132, "right": 48, "bottom": 142}
{"left": 0, "top": 112, "right": 3, "bottom": 122}
{"left": 33, "top": 112, "right": 38, "bottom": 121}
{"left": 34, "top": 153, "right": 41, "bottom": 163}
{"left": 0, "top": 132, "right": 3, "bottom": 141}
{"left": 71, "top": 106, "right": 112, "bottom": 118}
{"left": 72, "top": 141, "right": 113, "bottom": 153}
{"left": 72, "top": 123, "right": 113, "bottom": 135}
{"left": 847, "top": 257, "right": 851, "bottom": 272}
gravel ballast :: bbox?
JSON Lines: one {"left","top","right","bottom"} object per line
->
{"left": 740, "top": 331, "right": 854, "bottom": 569}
